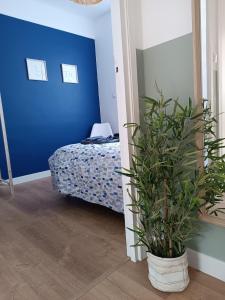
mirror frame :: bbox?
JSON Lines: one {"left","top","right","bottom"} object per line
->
{"left": 192, "top": 0, "right": 225, "bottom": 228}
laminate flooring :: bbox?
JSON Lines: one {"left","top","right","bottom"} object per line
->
{"left": 0, "top": 178, "right": 224, "bottom": 299}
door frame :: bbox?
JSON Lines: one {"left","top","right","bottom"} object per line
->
{"left": 110, "top": 0, "right": 144, "bottom": 262}
{"left": 193, "top": 0, "right": 225, "bottom": 227}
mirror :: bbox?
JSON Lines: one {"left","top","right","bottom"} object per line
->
{"left": 200, "top": 0, "right": 225, "bottom": 221}
{"left": 135, "top": 0, "right": 225, "bottom": 225}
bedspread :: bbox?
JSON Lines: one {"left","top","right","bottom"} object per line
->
{"left": 48, "top": 142, "right": 124, "bottom": 213}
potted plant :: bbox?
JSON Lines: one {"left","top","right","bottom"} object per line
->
{"left": 122, "top": 94, "right": 225, "bottom": 292}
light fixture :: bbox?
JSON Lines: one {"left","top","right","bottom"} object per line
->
{"left": 72, "top": 0, "right": 103, "bottom": 5}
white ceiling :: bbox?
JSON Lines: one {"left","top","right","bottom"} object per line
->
{"left": 38, "top": 0, "right": 111, "bottom": 20}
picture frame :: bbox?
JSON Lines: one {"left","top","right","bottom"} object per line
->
{"left": 61, "top": 64, "right": 79, "bottom": 84}
{"left": 26, "top": 58, "right": 48, "bottom": 81}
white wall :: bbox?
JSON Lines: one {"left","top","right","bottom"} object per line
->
{"left": 141, "top": 0, "right": 192, "bottom": 49}
{"left": 95, "top": 12, "right": 118, "bottom": 133}
{"left": 0, "top": 0, "right": 95, "bottom": 38}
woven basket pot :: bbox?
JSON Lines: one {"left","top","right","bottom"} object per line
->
{"left": 147, "top": 251, "right": 190, "bottom": 292}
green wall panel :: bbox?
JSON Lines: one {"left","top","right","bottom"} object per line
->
{"left": 188, "top": 222, "right": 225, "bottom": 262}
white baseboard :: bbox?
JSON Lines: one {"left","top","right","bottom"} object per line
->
{"left": 187, "top": 248, "right": 225, "bottom": 282}
{"left": 13, "top": 170, "right": 51, "bottom": 185}
{"left": 140, "top": 248, "right": 225, "bottom": 282}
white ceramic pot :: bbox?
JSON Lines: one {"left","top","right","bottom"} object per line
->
{"left": 147, "top": 251, "right": 189, "bottom": 292}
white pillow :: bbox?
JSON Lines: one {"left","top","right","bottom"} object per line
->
{"left": 90, "top": 123, "right": 113, "bottom": 138}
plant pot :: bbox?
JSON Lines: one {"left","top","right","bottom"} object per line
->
{"left": 147, "top": 251, "right": 189, "bottom": 292}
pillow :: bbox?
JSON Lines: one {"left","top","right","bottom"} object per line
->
{"left": 90, "top": 123, "right": 113, "bottom": 138}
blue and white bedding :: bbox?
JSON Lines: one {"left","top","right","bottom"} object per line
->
{"left": 48, "top": 142, "right": 124, "bottom": 213}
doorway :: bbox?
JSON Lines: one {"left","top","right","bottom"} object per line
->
{"left": 110, "top": 0, "right": 142, "bottom": 262}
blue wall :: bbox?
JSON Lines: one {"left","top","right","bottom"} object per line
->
{"left": 0, "top": 14, "right": 101, "bottom": 178}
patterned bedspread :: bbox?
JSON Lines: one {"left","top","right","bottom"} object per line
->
{"left": 48, "top": 142, "right": 124, "bottom": 213}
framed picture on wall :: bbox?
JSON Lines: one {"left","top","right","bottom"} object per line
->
{"left": 26, "top": 58, "right": 48, "bottom": 81}
{"left": 61, "top": 64, "right": 79, "bottom": 84}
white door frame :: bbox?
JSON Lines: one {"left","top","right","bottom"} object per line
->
{"left": 110, "top": 0, "right": 144, "bottom": 262}
{"left": 218, "top": 0, "right": 225, "bottom": 148}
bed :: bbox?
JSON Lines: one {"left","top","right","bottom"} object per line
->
{"left": 48, "top": 142, "right": 124, "bottom": 213}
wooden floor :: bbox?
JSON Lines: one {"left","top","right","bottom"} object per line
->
{"left": 0, "top": 178, "right": 224, "bottom": 299}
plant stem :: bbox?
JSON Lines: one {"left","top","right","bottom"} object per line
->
{"left": 163, "top": 179, "right": 168, "bottom": 220}
{"left": 163, "top": 178, "right": 172, "bottom": 257}
{"left": 169, "top": 234, "right": 173, "bottom": 258}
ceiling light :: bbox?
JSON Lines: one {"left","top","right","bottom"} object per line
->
{"left": 72, "top": 0, "right": 103, "bottom": 5}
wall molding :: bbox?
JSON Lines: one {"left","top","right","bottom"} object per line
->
{"left": 13, "top": 170, "right": 51, "bottom": 185}
{"left": 187, "top": 248, "right": 225, "bottom": 282}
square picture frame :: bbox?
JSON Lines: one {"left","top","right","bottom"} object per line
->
{"left": 26, "top": 58, "right": 48, "bottom": 81}
{"left": 61, "top": 64, "right": 79, "bottom": 84}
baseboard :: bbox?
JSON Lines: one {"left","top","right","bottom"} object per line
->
{"left": 13, "top": 170, "right": 51, "bottom": 185}
{"left": 187, "top": 248, "right": 225, "bottom": 282}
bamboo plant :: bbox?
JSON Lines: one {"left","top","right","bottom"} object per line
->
{"left": 122, "top": 94, "right": 225, "bottom": 258}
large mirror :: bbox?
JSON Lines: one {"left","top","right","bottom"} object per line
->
{"left": 135, "top": 0, "right": 225, "bottom": 226}
{"left": 199, "top": 0, "right": 225, "bottom": 222}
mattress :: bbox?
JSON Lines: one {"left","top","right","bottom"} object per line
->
{"left": 48, "top": 142, "right": 124, "bottom": 213}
